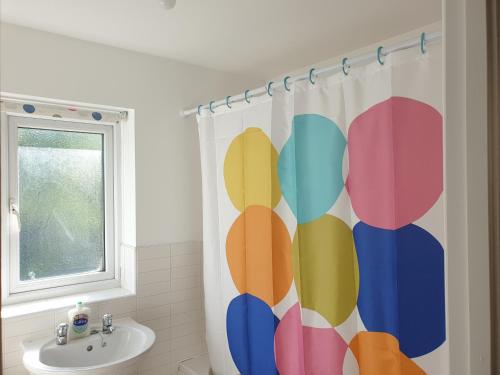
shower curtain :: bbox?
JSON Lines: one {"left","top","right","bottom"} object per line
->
{"left": 197, "top": 40, "right": 447, "bottom": 375}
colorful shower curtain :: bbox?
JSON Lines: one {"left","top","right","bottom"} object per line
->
{"left": 197, "top": 40, "right": 447, "bottom": 375}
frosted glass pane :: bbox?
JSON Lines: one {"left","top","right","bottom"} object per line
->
{"left": 18, "top": 127, "right": 105, "bottom": 281}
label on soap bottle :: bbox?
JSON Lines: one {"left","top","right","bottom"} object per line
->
{"left": 72, "top": 313, "right": 89, "bottom": 334}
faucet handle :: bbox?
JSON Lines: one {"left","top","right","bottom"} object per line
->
{"left": 102, "top": 313, "right": 114, "bottom": 333}
{"left": 56, "top": 323, "right": 69, "bottom": 345}
{"left": 102, "top": 313, "right": 112, "bottom": 326}
{"left": 57, "top": 322, "right": 68, "bottom": 336}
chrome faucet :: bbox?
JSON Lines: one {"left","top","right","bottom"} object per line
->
{"left": 56, "top": 323, "right": 68, "bottom": 345}
{"left": 102, "top": 313, "right": 114, "bottom": 334}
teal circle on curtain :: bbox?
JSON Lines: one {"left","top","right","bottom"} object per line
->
{"left": 278, "top": 114, "right": 346, "bottom": 224}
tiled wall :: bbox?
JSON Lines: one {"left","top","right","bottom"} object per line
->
{"left": 1, "top": 241, "right": 206, "bottom": 375}
{"left": 136, "top": 241, "right": 206, "bottom": 375}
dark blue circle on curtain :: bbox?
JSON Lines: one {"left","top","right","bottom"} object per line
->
{"left": 92, "top": 112, "right": 103, "bottom": 121}
{"left": 354, "top": 222, "right": 445, "bottom": 358}
{"left": 22, "top": 104, "right": 35, "bottom": 113}
{"left": 226, "top": 294, "right": 279, "bottom": 375}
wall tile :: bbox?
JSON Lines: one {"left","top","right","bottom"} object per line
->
{"left": 141, "top": 315, "right": 171, "bottom": 332}
{"left": 171, "top": 241, "right": 202, "bottom": 256}
{"left": 171, "top": 320, "right": 203, "bottom": 340}
{"left": 143, "top": 339, "right": 172, "bottom": 358}
{"left": 3, "top": 329, "right": 53, "bottom": 354}
{"left": 3, "top": 364, "right": 29, "bottom": 375}
{"left": 138, "top": 281, "right": 171, "bottom": 297}
{"left": 169, "top": 287, "right": 202, "bottom": 304}
{"left": 171, "top": 332, "right": 203, "bottom": 351}
{"left": 3, "top": 311, "right": 54, "bottom": 338}
{"left": 153, "top": 327, "right": 172, "bottom": 343}
{"left": 171, "top": 298, "right": 203, "bottom": 315}
{"left": 171, "top": 252, "right": 201, "bottom": 268}
{"left": 138, "top": 351, "right": 172, "bottom": 371}
{"left": 140, "top": 367, "right": 171, "bottom": 375}
{"left": 138, "top": 269, "right": 171, "bottom": 286}
{"left": 3, "top": 349, "right": 23, "bottom": 368}
{"left": 171, "top": 275, "right": 201, "bottom": 291}
{"left": 171, "top": 309, "right": 203, "bottom": 327}
{"left": 171, "top": 264, "right": 201, "bottom": 280}
{"left": 171, "top": 341, "right": 204, "bottom": 365}
{"left": 137, "top": 304, "right": 171, "bottom": 322}
{"left": 138, "top": 257, "right": 171, "bottom": 272}
{"left": 99, "top": 296, "right": 137, "bottom": 317}
{"left": 137, "top": 292, "right": 171, "bottom": 310}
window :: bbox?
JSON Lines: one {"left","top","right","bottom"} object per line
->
{"left": 1, "top": 94, "right": 136, "bottom": 309}
{"left": 5, "top": 116, "right": 117, "bottom": 295}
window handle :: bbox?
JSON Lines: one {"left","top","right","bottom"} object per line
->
{"left": 9, "top": 198, "right": 21, "bottom": 231}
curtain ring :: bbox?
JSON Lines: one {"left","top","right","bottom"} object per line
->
{"left": 377, "top": 46, "right": 385, "bottom": 65}
{"left": 209, "top": 101, "right": 215, "bottom": 113}
{"left": 309, "top": 68, "right": 317, "bottom": 85}
{"left": 266, "top": 81, "right": 274, "bottom": 97}
{"left": 342, "top": 57, "right": 350, "bottom": 75}
{"left": 244, "top": 89, "right": 251, "bottom": 103}
{"left": 283, "top": 76, "right": 291, "bottom": 91}
{"left": 197, "top": 105, "right": 203, "bottom": 116}
{"left": 226, "top": 96, "right": 232, "bottom": 109}
{"left": 420, "top": 32, "right": 427, "bottom": 54}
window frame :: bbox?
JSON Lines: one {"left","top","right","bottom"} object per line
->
{"left": 1, "top": 112, "right": 122, "bottom": 301}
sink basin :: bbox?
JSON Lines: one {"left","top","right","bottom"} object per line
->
{"left": 22, "top": 317, "right": 155, "bottom": 375}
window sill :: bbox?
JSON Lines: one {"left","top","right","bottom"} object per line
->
{"left": 1, "top": 287, "right": 135, "bottom": 319}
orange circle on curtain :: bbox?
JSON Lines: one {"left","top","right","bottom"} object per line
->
{"left": 226, "top": 205, "right": 293, "bottom": 307}
{"left": 349, "top": 332, "right": 425, "bottom": 375}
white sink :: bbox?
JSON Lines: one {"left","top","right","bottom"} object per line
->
{"left": 22, "top": 318, "right": 155, "bottom": 375}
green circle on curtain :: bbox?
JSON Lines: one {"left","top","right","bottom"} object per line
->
{"left": 292, "top": 214, "right": 359, "bottom": 327}
{"left": 278, "top": 114, "right": 346, "bottom": 224}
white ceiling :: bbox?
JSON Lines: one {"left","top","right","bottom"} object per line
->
{"left": 0, "top": 0, "right": 441, "bottom": 79}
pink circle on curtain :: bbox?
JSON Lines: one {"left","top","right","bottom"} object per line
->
{"left": 275, "top": 304, "right": 347, "bottom": 375}
{"left": 346, "top": 97, "right": 443, "bottom": 230}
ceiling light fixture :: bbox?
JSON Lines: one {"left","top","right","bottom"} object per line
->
{"left": 160, "top": 0, "right": 176, "bottom": 10}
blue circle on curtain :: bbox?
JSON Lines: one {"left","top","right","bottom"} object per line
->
{"left": 92, "top": 112, "right": 103, "bottom": 121}
{"left": 354, "top": 222, "right": 446, "bottom": 358}
{"left": 278, "top": 114, "right": 346, "bottom": 224}
{"left": 23, "top": 104, "right": 35, "bottom": 113}
{"left": 227, "top": 294, "right": 279, "bottom": 375}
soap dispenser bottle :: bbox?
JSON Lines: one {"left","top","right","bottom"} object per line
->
{"left": 68, "top": 301, "right": 91, "bottom": 339}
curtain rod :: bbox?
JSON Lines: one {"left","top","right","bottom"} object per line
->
{"left": 181, "top": 31, "right": 442, "bottom": 117}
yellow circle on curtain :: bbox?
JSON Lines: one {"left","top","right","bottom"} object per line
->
{"left": 293, "top": 214, "right": 359, "bottom": 327}
{"left": 226, "top": 205, "right": 293, "bottom": 307}
{"left": 224, "top": 127, "right": 281, "bottom": 211}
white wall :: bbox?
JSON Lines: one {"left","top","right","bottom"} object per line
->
{"left": 444, "top": 1, "right": 491, "bottom": 374}
{"left": 0, "top": 22, "right": 258, "bottom": 246}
